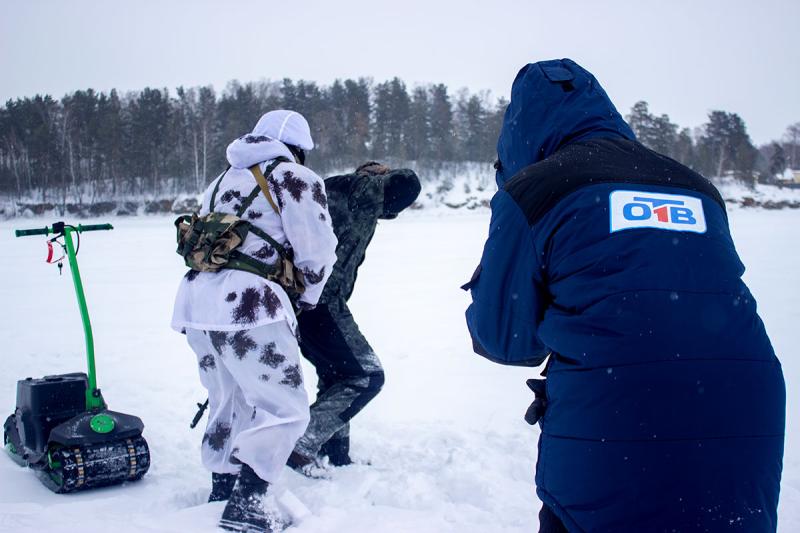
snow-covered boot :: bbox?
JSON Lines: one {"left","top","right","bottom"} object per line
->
{"left": 208, "top": 472, "right": 237, "bottom": 502}
{"left": 286, "top": 451, "right": 315, "bottom": 471}
{"left": 219, "top": 464, "right": 281, "bottom": 532}
{"left": 286, "top": 451, "right": 329, "bottom": 479}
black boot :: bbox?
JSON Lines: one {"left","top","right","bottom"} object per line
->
{"left": 219, "top": 464, "right": 282, "bottom": 532}
{"left": 320, "top": 436, "right": 352, "bottom": 467}
{"left": 208, "top": 472, "right": 237, "bottom": 502}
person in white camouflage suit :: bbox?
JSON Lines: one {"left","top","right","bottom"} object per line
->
{"left": 171, "top": 110, "right": 337, "bottom": 533}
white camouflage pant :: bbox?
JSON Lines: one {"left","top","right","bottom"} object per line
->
{"left": 186, "top": 321, "right": 309, "bottom": 483}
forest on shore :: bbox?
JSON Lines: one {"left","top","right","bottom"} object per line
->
{"left": 1, "top": 76, "right": 798, "bottom": 214}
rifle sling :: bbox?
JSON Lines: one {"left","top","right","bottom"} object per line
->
{"left": 249, "top": 158, "right": 289, "bottom": 215}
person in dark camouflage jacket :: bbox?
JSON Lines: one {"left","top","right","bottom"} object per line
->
{"left": 288, "top": 161, "right": 421, "bottom": 469}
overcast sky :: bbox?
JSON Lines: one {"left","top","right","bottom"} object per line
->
{"left": 1, "top": 0, "right": 798, "bottom": 145}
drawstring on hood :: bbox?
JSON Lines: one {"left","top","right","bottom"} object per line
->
{"left": 495, "top": 58, "right": 636, "bottom": 187}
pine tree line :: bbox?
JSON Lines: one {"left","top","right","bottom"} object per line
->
{"left": 0, "top": 78, "right": 505, "bottom": 203}
{"left": 1, "top": 78, "right": 798, "bottom": 206}
{"left": 626, "top": 101, "right": 799, "bottom": 185}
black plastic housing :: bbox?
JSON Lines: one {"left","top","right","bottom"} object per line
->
{"left": 14, "top": 373, "right": 88, "bottom": 459}
{"left": 49, "top": 410, "right": 144, "bottom": 446}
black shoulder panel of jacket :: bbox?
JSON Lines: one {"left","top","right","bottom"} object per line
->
{"left": 324, "top": 173, "right": 359, "bottom": 194}
{"left": 504, "top": 138, "right": 727, "bottom": 226}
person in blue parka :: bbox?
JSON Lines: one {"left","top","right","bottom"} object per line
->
{"left": 464, "top": 58, "right": 785, "bottom": 532}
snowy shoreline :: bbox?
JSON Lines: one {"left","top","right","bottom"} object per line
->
{"left": 4, "top": 174, "right": 800, "bottom": 220}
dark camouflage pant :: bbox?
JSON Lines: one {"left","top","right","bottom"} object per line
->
{"left": 186, "top": 321, "right": 309, "bottom": 482}
{"left": 293, "top": 298, "right": 384, "bottom": 461}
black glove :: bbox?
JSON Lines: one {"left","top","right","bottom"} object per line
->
{"left": 381, "top": 170, "right": 421, "bottom": 218}
{"left": 460, "top": 264, "right": 482, "bottom": 291}
{"left": 524, "top": 378, "right": 548, "bottom": 426}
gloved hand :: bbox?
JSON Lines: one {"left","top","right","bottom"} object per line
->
{"left": 381, "top": 170, "right": 421, "bottom": 218}
{"left": 524, "top": 378, "right": 548, "bottom": 425}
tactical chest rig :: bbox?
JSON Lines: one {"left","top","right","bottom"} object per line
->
{"left": 175, "top": 157, "right": 305, "bottom": 299}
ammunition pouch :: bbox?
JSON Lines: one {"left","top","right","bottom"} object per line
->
{"left": 174, "top": 158, "right": 306, "bottom": 300}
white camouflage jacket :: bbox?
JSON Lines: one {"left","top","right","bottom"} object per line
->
{"left": 171, "top": 134, "right": 338, "bottom": 333}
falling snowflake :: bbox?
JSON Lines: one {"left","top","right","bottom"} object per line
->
{"left": 259, "top": 342, "right": 286, "bottom": 368}
{"left": 312, "top": 182, "right": 328, "bottom": 208}
{"left": 281, "top": 171, "right": 308, "bottom": 202}
{"left": 230, "top": 330, "right": 257, "bottom": 359}
{"left": 302, "top": 266, "right": 325, "bottom": 285}
{"left": 262, "top": 286, "right": 282, "bottom": 318}
{"left": 209, "top": 331, "right": 229, "bottom": 354}
{"left": 185, "top": 269, "right": 200, "bottom": 282}
{"left": 203, "top": 421, "right": 231, "bottom": 451}
{"left": 232, "top": 287, "right": 262, "bottom": 324}
{"left": 280, "top": 365, "right": 303, "bottom": 389}
{"left": 199, "top": 354, "right": 216, "bottom": 371}
{"left": 225, "top": 292, "right": 237, "bottom": 302}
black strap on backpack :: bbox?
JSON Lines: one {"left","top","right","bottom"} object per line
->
{"left": 208, "top": 157, "right": 289, "bottom": 216}
{"left": 237, "top": 158, "right": 287, "bottom": 217}
{"left": 207, "top": 157, "right": 298, "bottom": 280}
{"left": 176, "top": 157, "right": 304, "bottom": 297}
{"left": 209, "top": 166, "right": 230, "bottom": 212}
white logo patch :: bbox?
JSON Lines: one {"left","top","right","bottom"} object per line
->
{"left": 609, "top": 190, "right": 707, "bottom": 234}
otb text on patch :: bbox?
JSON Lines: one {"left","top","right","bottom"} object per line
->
{"left": 609, "top": 190, "right": 707, "bottom": 234}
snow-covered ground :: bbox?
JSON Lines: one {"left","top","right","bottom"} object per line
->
{"left": 0, "top": 207, "right": 797, "bottom": 532}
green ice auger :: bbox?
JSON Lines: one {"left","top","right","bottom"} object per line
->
{"left": 15, "top": 222, "right": 113, "bottom": 411}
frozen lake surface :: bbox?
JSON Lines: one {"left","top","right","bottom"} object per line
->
{"left": 0, "top": 207, "right": 797, "bottom": 532}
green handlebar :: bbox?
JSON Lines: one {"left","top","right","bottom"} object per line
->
{"left": 15, "top": 227, "right": 50, "bottom": 237}
{"left": 15, "top": 222, "right": 114, "bottom": 238}
{"left": 77, "top": 223, "right": 114, "bottom": 232}
{"left": 13, "top": 220, "right": 113, "bottom": 410}
{"left": 61, "top": 228, "right": 104, "bottom": 410}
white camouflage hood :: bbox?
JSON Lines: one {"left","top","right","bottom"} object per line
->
{"left": 226, "top": 110, "right": 314, "bottom": 169}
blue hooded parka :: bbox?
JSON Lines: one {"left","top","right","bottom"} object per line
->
{"left": 465, "top": 59, "right": 785, "bottom": 532}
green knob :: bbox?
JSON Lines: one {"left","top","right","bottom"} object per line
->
{"left": 90, "top": 414, "right": 116, "bottom": 434}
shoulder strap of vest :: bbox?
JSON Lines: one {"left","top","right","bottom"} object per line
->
{"left": 248, "top": 157, "right": 291, "bottom": 216}
{"left": 248, "top": 225, "right": 289, "bottom": 259}
{"left": 237, "top": 157, "right": 282, "bottom": 217}
{"left": 238, "top": 185, "right": 263, "bottom": 217}
{"left": 209, "top": 167, "right": 230, "bottom": 212}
